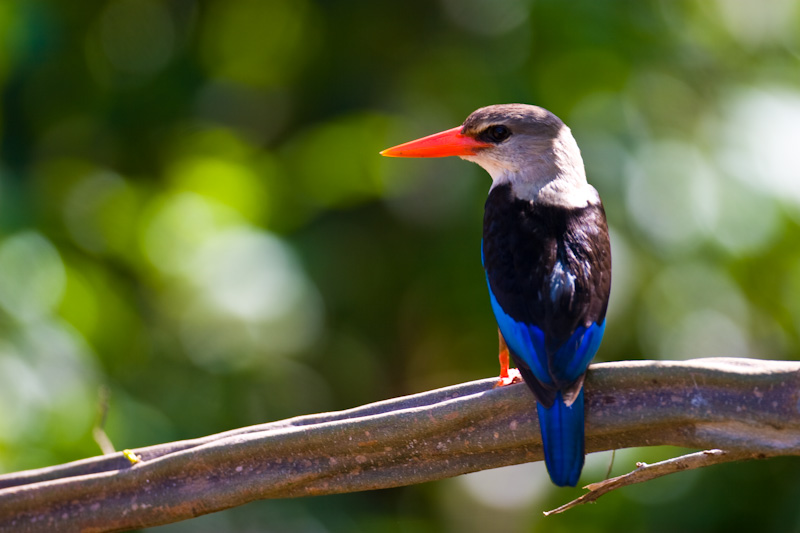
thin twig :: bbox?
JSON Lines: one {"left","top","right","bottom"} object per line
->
{"left": 544, "top": 449, "right": 757, "bottom": 516}
{"left": 604, "top": 449, "right": 616, "bottom": 480}
{"left": 91, "top": 385, "right": 115, "bottom": 456}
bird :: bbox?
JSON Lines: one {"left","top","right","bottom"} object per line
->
{"left": 381, "top": 104, "right": 611, "bottom": 487}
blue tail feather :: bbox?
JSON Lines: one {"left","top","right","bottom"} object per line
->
{"left": 536, "top": 388, "right": 585, "bottom": 487}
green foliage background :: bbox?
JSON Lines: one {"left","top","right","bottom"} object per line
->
{"left": 2, "top": 0, "right": 800, "bottom": 531}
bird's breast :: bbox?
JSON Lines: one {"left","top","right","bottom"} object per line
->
{"left": 482, "top": 183, "right": 611, "bottom": 347}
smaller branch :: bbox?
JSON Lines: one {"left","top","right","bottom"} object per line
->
{"left": 603, "top": 449, "right": 616, "bottom": 480}
{"left": 544, "top": 449, "right": 758, "bottom": 516}
{"left": 91, "top": 386, "right": 115, "bottom": 456}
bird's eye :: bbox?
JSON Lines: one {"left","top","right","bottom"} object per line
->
{"left": 485, "top": 125, "right": 511, "bottom": 143}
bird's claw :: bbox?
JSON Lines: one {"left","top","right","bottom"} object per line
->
{"left": 495, "top": 368, "right": 522, "bottom": 387}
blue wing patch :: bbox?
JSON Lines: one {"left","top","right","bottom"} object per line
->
{"left": 482, "top": 239, "right": 605, "bottom": 386}
{"left": 488, "top": 284, "right": 552, "bottom": 384}
{"left": 555, "top": 320, "right": 605, "bottom": 383}
{"left": 487, "top": 280, "right": 605, "bottom": 387}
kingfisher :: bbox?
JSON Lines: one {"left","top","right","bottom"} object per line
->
{"left": 381, "top": 104, "right": 611, "bottom": 487}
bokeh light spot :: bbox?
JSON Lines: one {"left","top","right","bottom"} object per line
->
{"left": 190, "top": 228, "right": 306, "bottom": 322}
{"left": 0, "top": 343, "right": 48, "bottom": 441}
{"left": 714, "top": 0, "right": 798, "bottom": 49}
{"left": 200, "top": 0, "right": 318, "bottom": 87}
{"left": 661, "top": 309, "right": 751, "bottom": 360}
{"left": 287, "top": 113, "right": 388, "bottom": 209}
{"left": 166, "top": 155, "right": 268, "bottom": 223}
{"left": 64, "top": 170, "right": 139, "bottom": 256}
{"left": 625, "top": 141, "right": 718, "bottom": 252}
{"left": 639, "top": 262, "right": 750, "bottom": 358}
{"left": 458, "top": 462, "right": 550, "bottom": 510}
{"left": 140, "top": 192, "right": 243, "bottom": 276}
{"left": 0, "top": 232, "right": 66, "bottom": 322}
{"left": 440, "top": 0, "right": 530, "bottom": 36}
{"left": 707, "top": 176, "right": 780, "bottom": 255}
{"left": 717, "top": 87, "right": 800, "bottom": 206}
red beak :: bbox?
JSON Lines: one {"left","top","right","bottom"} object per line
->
{"left": 380, "top": 126, "right": 491, "bottom": 158}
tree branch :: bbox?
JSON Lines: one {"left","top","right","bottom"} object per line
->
{"left": 1, "top": 358, "right": 799, "bottom": 532}
{"left": 543, "top": 448, "right": 758, "bottom": 515}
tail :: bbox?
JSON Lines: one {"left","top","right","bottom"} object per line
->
{"left": 536, "top": 388, "right": 585, "bottom": 487}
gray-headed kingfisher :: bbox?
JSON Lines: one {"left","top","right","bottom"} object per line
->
{"left": 381, "top": 104, "right": 612, "bottom": 487}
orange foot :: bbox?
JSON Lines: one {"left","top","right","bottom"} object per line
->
{"left": 496, "top": 367, "right": 523, "bottom": 387}
{"left": 494, "top": 330, "right": 523, "bottom": 387}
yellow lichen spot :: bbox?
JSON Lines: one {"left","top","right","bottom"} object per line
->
{"left": 123, "top": 449, "right": 142, "bottom": 464}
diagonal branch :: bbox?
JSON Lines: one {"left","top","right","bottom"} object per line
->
{"left": 1, "top": 358, "right": 799, "bottom": 532}
{"left": 543, "top": 448, "right": 759, "bottom": 515}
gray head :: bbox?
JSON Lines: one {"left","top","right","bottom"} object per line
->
{"left": 461, "top": 104, "right": 566, "bottom": 142}
{"left": 382, "top": 104, "right": 596, "bottom": 206}
{"left": 459, "top": 104, "right": 593, "bottom": 205}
